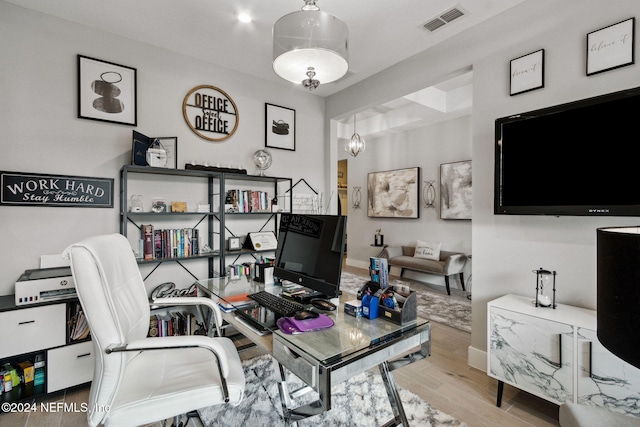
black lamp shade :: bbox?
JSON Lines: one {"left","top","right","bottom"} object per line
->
{"left": 597, "top": 227, "right": 640, "bottom": 369}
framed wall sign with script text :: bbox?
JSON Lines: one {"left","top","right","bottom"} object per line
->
{"left": 510, "top": 49, "right": 544, "bottom": 96}
{"left": 587, "top": 18, "right": 635, "bottom": 76}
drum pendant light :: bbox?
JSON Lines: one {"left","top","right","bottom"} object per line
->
{"left": 273, "top": 0, "right": 348, "bottom": 90}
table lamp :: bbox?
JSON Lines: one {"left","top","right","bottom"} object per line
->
{"left": 597, "top": 226, "right": 640, "bottom": 369}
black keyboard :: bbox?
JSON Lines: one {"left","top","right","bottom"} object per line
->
{"left": 248, "top": 291, "right": 305, "bottom": 317}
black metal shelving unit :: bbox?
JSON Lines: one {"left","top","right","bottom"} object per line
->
{"left": 120, "top": 165, "right": 292, "bottom": 279}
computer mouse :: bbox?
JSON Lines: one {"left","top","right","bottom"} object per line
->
{"left": 294, "top": 310, "right": 320, "bottom": 320}
{"left": 310, "top": 298, "right": 337, "bottom": 311}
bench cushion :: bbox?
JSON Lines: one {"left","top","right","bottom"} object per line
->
{"left": 388, "top": 255, "right": 445, "bottom": 275}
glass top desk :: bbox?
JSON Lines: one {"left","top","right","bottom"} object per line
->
{"left": 196, "top": 276, "right": 431, "bottom": 426}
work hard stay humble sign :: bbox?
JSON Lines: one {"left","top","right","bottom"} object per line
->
{"left": 1, "top": 171, "right": 114, "bottom": 208}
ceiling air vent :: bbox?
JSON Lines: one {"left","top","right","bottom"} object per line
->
{"left": 421, "top": 6, "right": 466, "bottom": 32}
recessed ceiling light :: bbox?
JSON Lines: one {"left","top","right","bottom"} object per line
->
{"left": 238, "top": 13, "right": 252, "bottom": 23}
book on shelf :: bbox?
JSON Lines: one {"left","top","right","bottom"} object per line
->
{"left": 227, "top": 262, "right": 253, "bottom": 279}
{"left": 68, "top": 303, "right": 90, "bottom": 341}
{"left": 143, "top": 224, "right": 154, "bottom": 260}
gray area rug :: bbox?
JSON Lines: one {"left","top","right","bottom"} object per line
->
{"left": 198, "top": 354, "right": 467, "bottom": 427}
{"left": 339, "top": 272, "right": 471, "bottom": 333}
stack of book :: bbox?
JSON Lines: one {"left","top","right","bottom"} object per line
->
{"left": 217, "top": 293, "right": 255, "bottom": 312}
{"left": 225, "top": 189, "right": 270, "bottom": 213}
{"left": 148, "top": 310, "right": 198, "bottom": 337}
{"left": 142, "top": 225, "right": 200, "bottom": 260}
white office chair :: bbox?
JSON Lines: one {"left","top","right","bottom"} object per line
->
{"left": 64, "top": 233, "right": 245, "bottom": 427}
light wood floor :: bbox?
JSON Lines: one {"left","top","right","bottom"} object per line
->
{"left": 2, "top": 265, "right": 560, "bottom": 427}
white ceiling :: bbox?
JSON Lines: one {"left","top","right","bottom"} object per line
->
{"left": 7, "top": 0, "right": 523, "bottom": 137}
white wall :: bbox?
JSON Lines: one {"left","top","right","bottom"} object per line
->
{"left": 4, "top": 0, "right": 640, "bottom": 370}
{"left": 326, "top": 0, "right": 640, "bottom": 368}
{"left": 343, "top": 115, "right": 472, "bottom": 289}
{"left": 0, "top": 2, "right": 326, "bottom": 296}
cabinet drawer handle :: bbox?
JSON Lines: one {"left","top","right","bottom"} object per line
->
{"left": 77, "top": 353, "right": 91, "bottom": 358}
{"left": 588, "top": 341, "right": 593, "bottom": 378}
{"left": 550, "top": 334, "right": 562, "bottom": 367}
{"left": 18, "top": 320, "right": 35, "bottom": 325}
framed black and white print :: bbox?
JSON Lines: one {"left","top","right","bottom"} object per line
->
{"left": 265, "top": 103, "right": 295, "bottom": 151}
{"left": 587, "top": 18, "right": 635, "bottom": 76}
{"left": 78, "top": 55, "right": 137, "bottom": 126}
{"left": 510, "top": 49, "right": 544, "bottom": 96}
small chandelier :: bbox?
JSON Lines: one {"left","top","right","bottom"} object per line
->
{"left": 345, "top": 114, "right": 365, "bottom": 157}
{"left": 273, "top": 0, "right": 349, "bottom": 90}
{"left": 302, "top": 67, "right": 320, "bottom": 91}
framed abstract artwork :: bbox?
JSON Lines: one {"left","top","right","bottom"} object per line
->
{"left": 440, "top": 160, "right": 472, "bottom": 220}
{"left": 78, "top": 55, "right": 137, "bottom": 126}
{"left": 367, "top": 167, "right": 420, "bottom": 218}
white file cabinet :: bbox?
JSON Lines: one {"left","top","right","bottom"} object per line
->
{"left": 488, "top": 294, "right": 640, "bottom": 417}
{"left": 0, "top": 296, "right": 94, "bottom": 405}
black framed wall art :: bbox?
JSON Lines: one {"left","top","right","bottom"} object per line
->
{"left": 265, "top": 103, "right": 295, "bottom": 151}
{"left": 587, "top": 17, "right": 635, "bottom": 76}
{"left": 78, "top": 55, "right": 137, "bottom": 126}
{"left": 510, "top": 49, "right": 544, "bottom": 96}
{"left": 367, "top": 167, "right": 420, "bottom": 219}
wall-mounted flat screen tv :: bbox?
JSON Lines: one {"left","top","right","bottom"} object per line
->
{"left": 495, "top": 86, "right": 640, "bottom": 217}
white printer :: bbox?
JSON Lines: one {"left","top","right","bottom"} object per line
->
{"left": 15, "top": 267, "right": 76, "bottom": 306}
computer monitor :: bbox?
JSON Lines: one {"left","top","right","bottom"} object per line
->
{"left": 273, "top": 213, "right": 347, "bottom": 299}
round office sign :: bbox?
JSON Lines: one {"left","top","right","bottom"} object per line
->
{"left": 182, "top": 85, "right": 239, "bottom": 142}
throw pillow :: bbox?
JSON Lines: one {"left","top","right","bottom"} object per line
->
{"left": 414, "top": 240, "right": 441, "bottom": 260}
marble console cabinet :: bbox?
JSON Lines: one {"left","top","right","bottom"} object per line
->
{"left": 488, "top": 294, "right": 640, "bottom": 417}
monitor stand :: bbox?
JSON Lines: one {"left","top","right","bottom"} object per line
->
{"left": 290, "top": 290, "right": 326, "bottom": 304}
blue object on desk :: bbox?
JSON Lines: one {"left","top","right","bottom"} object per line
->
{"left": 362, "top": 295, "right": 379, "bottom": 319}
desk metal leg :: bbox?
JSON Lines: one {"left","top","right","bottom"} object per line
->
{"left": 379, "top": 360, "right": 409, "bottom": 427}
{"left": 277, "top": 362, "right": 327, "bottom": 426}
{"left": 276, "top": 336, "right": 430, "bottom": 427}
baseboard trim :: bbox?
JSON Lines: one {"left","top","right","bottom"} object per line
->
{"left": 468, "top": 345, "right": 486, "bottom": 372}
{"left": 346, "top": 258, "right": 369, "bottom": 270}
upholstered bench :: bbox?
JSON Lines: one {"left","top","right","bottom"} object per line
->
{"left": 381, "top": 244, "right": 467, "bottom": 295}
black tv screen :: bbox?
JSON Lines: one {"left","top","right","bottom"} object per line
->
{"left": 273, "top": 213, "right": 347, "bottom": 298}
{"left": 495, "top": 86, "right": 640, "bottom": 216}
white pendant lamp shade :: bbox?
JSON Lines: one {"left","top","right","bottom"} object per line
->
{"left": 273, "top": 2, "right": 348, "bottom": 88}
